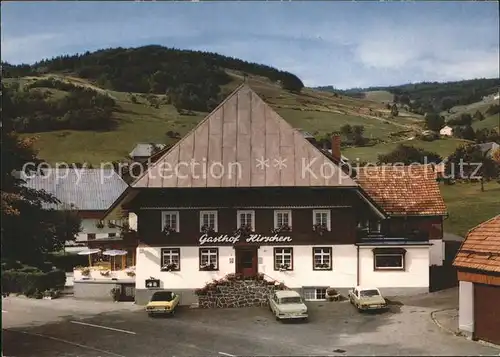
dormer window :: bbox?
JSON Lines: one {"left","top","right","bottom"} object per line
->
{"left": 358, "top": 219, "right": 381, "bottom": 233}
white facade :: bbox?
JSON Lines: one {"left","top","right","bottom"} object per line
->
{"left": 65, "top": 215, "right": 137, "bottom": 253}
{"left": 429, "top": 239, "right": 444, "bottom": 266}
{"left": 458, "top": 281, "right": 474, "bottom": 336}
{"left": 358, "top": 245, "right": 430, "bottom": 293}
{"left": 136, "top": 244, "right": 431, "bottom": 295}
{"left": 440, "top": 126, "right": 454, "bottom": 136}
{"left": 75, "top": 218, "right": 123, "bottom": 242}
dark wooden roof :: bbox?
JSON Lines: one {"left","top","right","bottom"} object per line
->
{"left": 133, "top": 84, "right": 357, "bottom": 188}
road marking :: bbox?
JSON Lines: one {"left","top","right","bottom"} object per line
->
{"left": 70, "top": 321, "right": 137, "bottom": 335}
{"left": 5, "top": 330, "right": 125, "bottom": 357}
{"left": 219, "top": 352, "right": 236, "bottom": 357}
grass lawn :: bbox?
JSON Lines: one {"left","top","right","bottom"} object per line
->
{"left": 275, "top": 108, "right": 404, "bottom": 140}
{"left": 440, "top": 181, "right": 500, "bottom": 237}
{"left": 363, "top": 90, "right": 394, "bottom": 103}
{"left": 343, "top": 138, "right": 471, "bottom": 163}
{"left": 471, "top": 114, "right": 499, "bottom": 131}
{"left": 12, "top": 72, "right": 417, "bottom": 165}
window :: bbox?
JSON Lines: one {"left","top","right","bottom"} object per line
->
{"left": 373, "top": 248, "right": 406, "bottom": 271}
{"left": 200, "top": 210, "right": 218, "bottom": 232}
{"left": 199, "top": 248, "right": 219, "bottom": 270}
{"left": 160, "top": 248, "right": 180, "bottom": 271}
{"left": 274, "top": 210, "right": 292, "bottom": 229}
{"left": 237, "top": 210, "right": 255, "bottom": 230}
{"left": 313, "top": 210, "right": 331, "bottom": 230}
{"left": 87, "top": 233, "right": 96, "bottom": 240}
{"left": 108, "top": 233, "right": 116, "bottom": 238}
{"left": 161, "top": 211, "right": 179, "bottom": 232}
{"left": 274, "top": 247, "right": 293, "bottom": 270}
{"left": 369, "top": 220, "right": 381, "bottom": 233}
{"left": 303, "top": 288, "right": 327, "bottom": 301}
{"left": 358, "top": 219, "right": 381, "bottom": 233}
{"left": 313, "top": 247, "right": 332, "bottom": 270}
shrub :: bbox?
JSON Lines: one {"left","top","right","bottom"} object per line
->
{"left": 110, "top": 287, "right": 121, "bottom": 302}
{"left": 1, "top": 268, "right": 66, "bottom": 297}
{"left": 48, "top": 253, "right": 89, "bottom": 272}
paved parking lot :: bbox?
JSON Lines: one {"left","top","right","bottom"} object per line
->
{"left": 2, "top": 289, "right": 499, "bottom": 356}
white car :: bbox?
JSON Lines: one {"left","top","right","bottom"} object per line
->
{"left": 268, "top": 290, "right": 308, "bottom": 321}
{"left": 348, "top": 286, "right": 388, "bottom": 312}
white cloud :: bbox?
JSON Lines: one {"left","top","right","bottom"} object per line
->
{"left": 1, "top": 33, "right": 64, "bottom": 63}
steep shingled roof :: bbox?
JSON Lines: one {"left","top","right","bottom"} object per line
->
{"left": 22, "top": 168, "right": 128, "bottom": 211}
{"left": 453, "top": 215, "right": 500, "bottom": 273}
{"left": 355, "top": 164, "right": 447, "bottom": 216}
{"left": 132, "top": 84, "right": 357, "bottom": 188}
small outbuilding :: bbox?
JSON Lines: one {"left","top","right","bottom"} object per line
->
{"left": 453, "top": 215, "right": 500, "bottom": 345}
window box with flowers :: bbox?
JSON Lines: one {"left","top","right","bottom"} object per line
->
{"left": 234, "top": 224, "right": 253, "bottom": 237}
{"left": 100, "top": 270, "right": 111, "bottom": 277}
{"left": 80, "top": 267, "right": 91, "bottom": 277}
{"left": 271, "top": 224, "right": 292, "bottom": 234}
{"left": 200, "top": 263, "right": 217, "bottom": 271}
{"left": 278, "top": 264, "right": 291, "bottom": 272}
{"left": 200, "top": 224, "right": 217, "bottom": 235}
{"left": 163, "top": 225, "right": 177, "bottom": 236}
{"left": 313, "top": 223, "right": 329, "bottom": 236}
{"left": 161, "top": 263, "right": 179, "bottom": 272}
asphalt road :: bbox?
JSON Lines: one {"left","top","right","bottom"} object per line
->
{"left": 2, "top": 290, "right": 499, "bottom": 356}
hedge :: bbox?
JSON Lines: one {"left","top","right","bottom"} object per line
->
{"left": 2, "top": 268, "right": 66, "bottom": 297}
{"left": 48, "top": 253, "right": 89, "bottom": 272}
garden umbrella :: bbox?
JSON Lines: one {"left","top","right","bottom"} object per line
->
{"left": 77, "top": 248, "right": 101, "bottom": 266}
{"left": 102, "top": 250, "right": 128, "bottom": 270}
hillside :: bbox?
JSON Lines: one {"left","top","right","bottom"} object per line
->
{"left": 2, "top": 46, "right": 431, "bottom": 165}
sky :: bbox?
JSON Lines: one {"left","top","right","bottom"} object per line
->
{"left": 1, "top": 1, "right": 499, "bottom": 89}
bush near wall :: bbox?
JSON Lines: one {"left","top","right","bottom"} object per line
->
{"left": 48, "top": 252, "right": 89, "bottom": 272}
{"left": 1, "top": 266, "right": 66, "bottom": 297}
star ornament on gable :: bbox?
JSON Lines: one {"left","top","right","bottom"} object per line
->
{"left": 273, "top": 157, "right": 287, "bottom": 170}
{"left": 255, "top": 156, "right": 270, "bottom": 170}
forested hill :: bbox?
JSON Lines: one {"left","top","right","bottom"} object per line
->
{"left": 315, "top": 78, "right": 500, "bottom": 114}
{"left": 1, "top": 45, "right": 304, "bottom": 112}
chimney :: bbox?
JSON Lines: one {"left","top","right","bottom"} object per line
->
{"left": 331, "top": 134, "right": 341, "bottom": 162}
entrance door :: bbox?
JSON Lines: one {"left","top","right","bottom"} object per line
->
{"left": 474, "top": 283, "right": 500, "bottom": 345}
{"left": 235, "top": 248, "right": 257, "bottom": 277}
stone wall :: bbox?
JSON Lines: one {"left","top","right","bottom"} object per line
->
{"left": 197, "top": 278, "right": 282, "bottom": 308}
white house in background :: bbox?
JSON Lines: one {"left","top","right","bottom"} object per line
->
{"left": 22, "top": 168, "right": 134, "bottom": 253}
{"left": 493, "top": 93, "right": 499, "bottom": 101}
{"left": 104, "top": 85, "right": 448, "bottom": 306}
{"left": 129, "top": 143, "right": 166, "bottom": 162}
{"left": 440, "top": 125, "right": 454, "bottom": 137}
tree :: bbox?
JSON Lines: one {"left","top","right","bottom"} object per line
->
{"left": 445, "top": 144, "right": 499, "bottom": 191}
{"left": 424, "top": 112, "right": 445, "bottom": 131}
{"left": 280, "top": 73, "right": 304, "bottom": 93}
{"left": 1, "top": 85, "right": 81, "bottom": 266}
{"left": 473, "top": 110, "right": 485, "bottom": 121}
{"left": 454, "top": 125, "right": 475, "bottom": 140}
{"left": 390, "top": 104, "right": 399, "bottom": 117}
{"left": 377, "top": 144, "right": 442, "bottom": 165}
{"left": 448, "top": 113, "right": 472, "bottom": 126}
{"left": 351, "top": 125, "right": 365, "bottom": 146}
{"left": 340, "top": 124, "right": 353, "bottom": 138}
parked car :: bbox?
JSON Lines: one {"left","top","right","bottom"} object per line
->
{"left": 348, "top": 286, "right": 387, "bottom": 312}
{"left": 146, "top": 291, "right": 180, "bottom": 316}
{"left": 268, "top": 290, "right": 308, "bottom": 321}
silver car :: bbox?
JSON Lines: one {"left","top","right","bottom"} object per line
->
{"left": 268, "top": 290, "right": 308, "bottom": 321}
